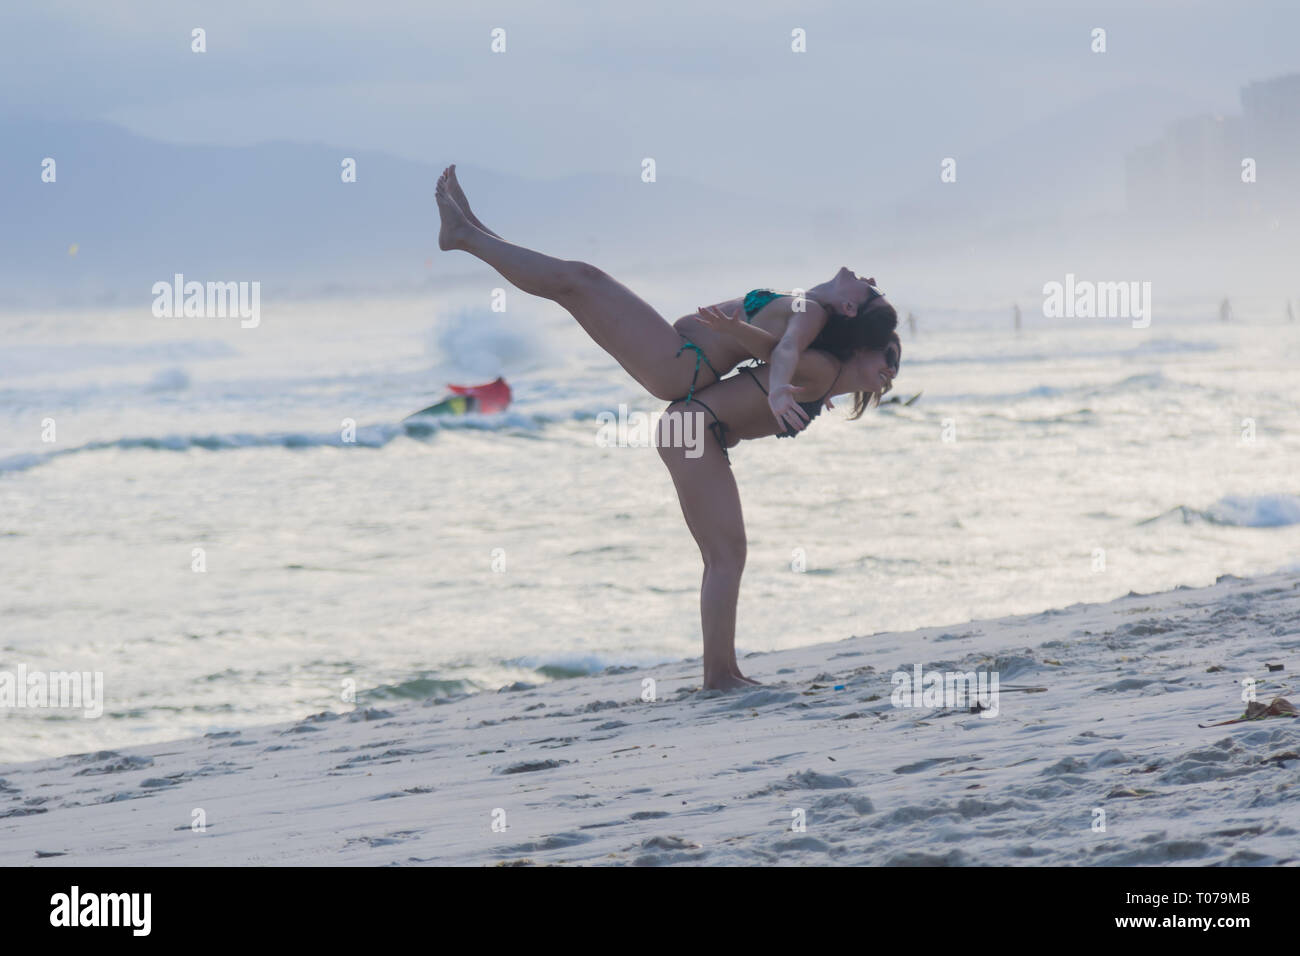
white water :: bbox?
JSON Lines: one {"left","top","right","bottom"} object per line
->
{"left": 2, "top": 284, "right": 1299, "bottom": 761}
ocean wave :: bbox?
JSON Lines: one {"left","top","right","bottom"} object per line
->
{"left": 0, "top": 413, "right": 546, "bottom": 474}
{"left": 1131, "top": 338, "right": 1220, "bottom": 355}
{"left": 978, "top": 408, "right": 1097, "bottom": 426}
{"left": 359, "top": 677, "right": 476, "bottom": 702}
{"left": 915, "top": 384, "right": 1066, "bottom": 404}
{"left": 512, "top": 653, "right": 666, "bottom": 680}
{"left": 401, "top": 410, "right": 542, "bottom": 435}
{"left": 903, "top": 339, "right": 1218, "bottom": 368}
{"left": 0, "top": 340, "right": 240, "bottom": 378}
{"left": 1138, "top": 494, "right": 1300, "bottom": 528}
{"left": 1205, "top": 494, "right": 1300, "bottom": 527}
{"left": 145, "top": 367, "right": 191, "bottom": 391}
{"left": 927, "top": 372, "right": 1179, "bottom": 406}
{"left": 1087, "top": 370, "right": 1168, "bottom": 393}
{"left": 356, "top": 655, "right": 660, "bottom": 704}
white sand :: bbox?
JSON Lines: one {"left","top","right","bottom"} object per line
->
{"left": 4, "top": 570, "right": 1299, "bottom": 866}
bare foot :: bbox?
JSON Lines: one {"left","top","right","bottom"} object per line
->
{"left": 444, "top": 164, "right": 495, "bottom": 236}
{"left": 703, "top": 672, "right": 754, "bottom": 691}
{"left": 435, "top": 174, "right": 472, "bottom": 251}
{"left": 445, "top": 164, "right": 503, "bottom": 239}
{"left": 729, "top": 665, "right": 761, "bottom": 685}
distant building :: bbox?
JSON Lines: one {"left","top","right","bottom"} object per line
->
{"left": 1241, "top": 73, "right": 1300, "bottom": 217}
{"left": 1125, "top": 73, "right": 1300, "bottom": 225}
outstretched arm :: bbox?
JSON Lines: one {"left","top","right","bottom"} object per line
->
{"left": 695, "top": 304, "right": 781, "bottom": 360}
{"left": 764, "top": 305, "right": 828, "bottom": 432}
{"left": 696, "top": 304, "right": 829, "bottom": 431}
{"left": 696, "top": 305, "right": 836, "bottom": 382}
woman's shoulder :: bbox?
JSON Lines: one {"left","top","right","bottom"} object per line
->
{"left": 787, "top": 344, "right": 836, "bottom": 385}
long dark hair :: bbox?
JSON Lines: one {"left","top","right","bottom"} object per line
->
{"left": 806, "top": 296, "right": 900, "bottom": 420}
{"left": 811, "top": 297, "right": 898, "bottom": 358}
{"left": 846, "top": 330, "right": 902, "bottom": 421}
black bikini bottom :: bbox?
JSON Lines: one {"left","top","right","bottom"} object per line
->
{"left": 671, "top": 396, "right": 731, "bottom": 466}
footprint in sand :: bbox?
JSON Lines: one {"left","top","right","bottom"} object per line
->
{"left": 496, "top": 758, "right": 573, "bottom": 775}
{"left": 498, "top": 832, "right": 592, "bottom": 855}
{"left": 345, "top": 830, "right": 423, "bottom": 848}
{"left": 73, "top": 754, "right": 154, "bottom": 776}
{"left": 747, "top": 769, "right": 856, "bottom": 798}
{"left": 1199, "top": 696, "right": 1298, "bottom": 727}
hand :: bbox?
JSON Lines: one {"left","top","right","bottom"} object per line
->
{"left": 695, "top": 304, "right": 745, "bottom": 336}
{"left": 768, "top": 383, "right": 811, "bottom": 433}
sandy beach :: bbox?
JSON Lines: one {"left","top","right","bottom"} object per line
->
{"left": 4, "top": 569, "right": 1298, "bottom": 867}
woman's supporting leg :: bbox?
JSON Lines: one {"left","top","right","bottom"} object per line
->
{"left": 436, "top": 172, "right": 700, "bottom": 401}
{"left": 668, "top": 480, "right": 759, "bottom": 689}
{"left": 657, "top": 406, "right": 759, "bottom": 689}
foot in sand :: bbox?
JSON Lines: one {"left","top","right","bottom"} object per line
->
{"left": 706, "top": 672, "right": 757, "bottom": 691}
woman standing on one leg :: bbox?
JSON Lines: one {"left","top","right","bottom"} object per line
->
{"left": 435, "top": 164, "right": 902, "bottom": 688}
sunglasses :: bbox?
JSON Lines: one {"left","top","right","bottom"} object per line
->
{"left": 866, "top": 284, "right": 886, "bottom": 304}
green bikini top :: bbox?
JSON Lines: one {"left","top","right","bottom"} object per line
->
{"left": 742, "top": 288, "right": 790, "bottom": 321}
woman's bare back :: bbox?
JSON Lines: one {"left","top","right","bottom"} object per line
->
{"left": 671, "top": 292, "right": 817, "bottom": 384}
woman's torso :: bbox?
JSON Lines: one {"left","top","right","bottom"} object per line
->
{"left": 689, "top": 355, "right": 837, "bottom": 446}
{"left": 671, "top": 289, "right": 812, "bottom": 375}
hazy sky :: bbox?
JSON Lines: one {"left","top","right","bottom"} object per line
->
{"left": 5, "top": 0, "right": 1298, "bottom": 200}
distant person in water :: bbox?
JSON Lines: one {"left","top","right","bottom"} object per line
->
{"left": 435, "top": 165, "right": 901, "bottom": 689}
